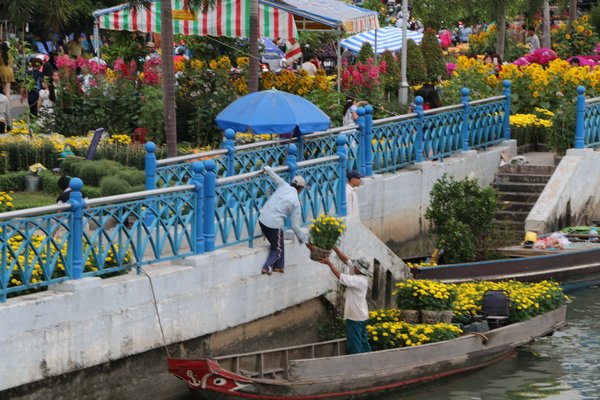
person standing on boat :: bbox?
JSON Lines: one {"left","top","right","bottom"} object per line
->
{"left": 258, "top": 165, "right": 308, "bottom": 275}
{"left": 311, "top": 245, "right": 372, "bottom": 354}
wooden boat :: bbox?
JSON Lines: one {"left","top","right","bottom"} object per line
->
{"left": 410, "top": 242, "right": 600, "bottom": 288}
{"left": 167, "top": 306, "right": 567, "bottom": 399}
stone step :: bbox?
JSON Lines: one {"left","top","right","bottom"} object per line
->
{"left": 494, "top": 182, "right": 546, "bottom": 193}
{"left": 492, "top": 220, "right": 525, "bottom": 236}
{"left": 495, "top": 173, "right": 553, "bottom": 184}
{"left": 495, "top": 210, "right": 529, "bottom": 221}
{"left": 498, "top": 201, "right": 535, "bottom": 212}
{"left": 498, "top": 164, "right": 556, "bottom": 175}
{"left": 496, "top": 191, "right": 542, "bottom": 203}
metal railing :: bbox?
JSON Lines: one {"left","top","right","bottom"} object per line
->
{"left": 0, "top": 136, "right": 349, "bottom": 302}
{"left": 577, "top": 87, "right": 600, "bottom": 149}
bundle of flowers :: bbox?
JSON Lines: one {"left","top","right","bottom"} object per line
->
{"left": 395, "top": 279, "right": 457, "bottom": 311}
{"left": 366, "top": 319, "right": 463, "bottom": 351}
{"left": 552, "top": 15, "right": 598, "bottom": 59}
{"left": 309, "top": 214, "right": 346, "bottom": 250}
{"left": 452, "top": 280, "right": 566, "bottom": 323}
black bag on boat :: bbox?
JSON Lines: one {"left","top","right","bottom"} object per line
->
{"left": 481, "top": 290, "right": 511, "bottom": 317}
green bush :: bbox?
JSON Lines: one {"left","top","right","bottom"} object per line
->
{"left": 0, "top": 171, "right": 28, "bottom": 191}
{"left": 357, "top": 42, "right": 374, "bottom": 64}
{"left": 425, "top": 174, "right": 498, "bottom": 263}
{"left": 380, "top": 50, "right": 400, "bottom": 98}
{"left": 100, "top": 176, "right": 136, "bottom": 196}
{"left": 83, "top": 186, "right": 102, "bottom": 199}
{"left": 403, "top": 39, "right": 428, "bottom": 86}
{"left": 0, "top": 140, "right": 59, "bottom": 172}
{"left": 61, "top": 157, "right": 87, "bottom": 177}
{"left": 40, "top": 171, "right": 61, "bottom": 195}
{"left": 420, "top": 29, "right": 446, "bottom": 84}
{"left": 115, "top": 170, "right": 146, "bottom": 187}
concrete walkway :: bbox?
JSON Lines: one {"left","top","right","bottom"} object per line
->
{"left": 521, "top": 151, "right": 556, "bottom": 166}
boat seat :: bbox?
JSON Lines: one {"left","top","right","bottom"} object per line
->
{"left": 239, "top": 367, "right": 286, "bottom": 378}
{"left": 482, "top": 315, "right": 509, "bottom": 330}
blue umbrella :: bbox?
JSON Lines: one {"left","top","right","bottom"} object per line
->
{"left": 216, "top": 89, "right": 331, "bottom": 135}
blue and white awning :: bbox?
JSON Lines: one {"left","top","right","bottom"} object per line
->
{"left": 340, "top": 26, "right": 424, "bottom": 53}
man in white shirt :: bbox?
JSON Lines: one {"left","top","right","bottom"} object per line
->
{"left": 258, "top": 166, "right": 308, "bottom": 275}
{"left": 313, "top": 245, "right": 371, "bottom": 354}
{"left": 0, "top": 93, "right": 11, "bottom": 133}
{"left": 346, "top": 170, "right": 361, "bottom": 218}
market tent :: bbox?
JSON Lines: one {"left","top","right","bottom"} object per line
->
{"left": 93, "top": 0, "right": 298, "bottom": 39}
{"left": 261, "top": 0, "right": 379, "bottom": 33}
{"left": 340, "top": 26, "right": 423, "bottom": 54}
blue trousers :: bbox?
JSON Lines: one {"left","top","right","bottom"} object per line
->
{"left": 346, "top": 319, "right": 371, "bottom": 354}
{"left": 259, "top": 221, "right": 284, "bottom": 270}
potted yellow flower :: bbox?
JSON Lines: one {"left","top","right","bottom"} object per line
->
{"left": 308, "top": 214, "right": 346, "bottom": 261}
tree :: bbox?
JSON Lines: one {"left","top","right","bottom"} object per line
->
{"left": 420, "top": 28, "right": 446, "bottom": 84}
{"left": 128, "top": 0, "right": 213, "bottom": 157}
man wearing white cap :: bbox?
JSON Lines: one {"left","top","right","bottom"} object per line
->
{"left": 258, "top": 165, "right": 308, "bottom": 275}
{"left": 312, "top": 245, "right": 372, "bottom": 354}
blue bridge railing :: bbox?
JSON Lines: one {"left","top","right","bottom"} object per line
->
{"left": 576, "top": 86, "right": 600, "bottom": 149}
{"left": 147, "top": 82, "right": 513, "bottom": 186}
{"left": 0, "top": 136, "right": 348, "bottom": 302}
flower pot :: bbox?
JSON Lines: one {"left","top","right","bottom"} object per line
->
{"left": 25, "top": 175, "right": 41, "bottom": 192}
{"left": 441, "top": 310, "right": 454, "bottom": 324}
{"left": 421, "top": 310, "right": 444, "bottom": 324}
{"left": 400, "top": 309, "right": 420, "bottom": 324}
{"left": 309, "top": 244, "right": 332, "bottom": 261}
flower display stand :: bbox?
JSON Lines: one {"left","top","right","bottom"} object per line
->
{"left": 400, "top": 309, "right": 420, "bottom": 324}
{"left": 441, "top": 310, "right": 453, "bottom": 323}
{"left": 421, "top": 310, "right": 444, "bottom": 324}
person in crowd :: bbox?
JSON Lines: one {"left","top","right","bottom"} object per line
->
{"left": 0, "top": 42, "right": 15, "bottom": 100}
{"left": 37, "top": 78, "right": 55, "bottom": 131}
{"left": 459, "top": 23, "right": 473, "bottom": 43}
{"left": 56, "top": 176, "right": 72, "bottom": 204}
{"left": 342, "top": 48, "right": 355, "bottom": 65}
{"left": 414, "top": 83, "right": 442, "bottom": 110}
{"left": 258, "top": 165, "right": 308, "bottom": 275}
{"left": 0, "top": 92, "right": 11, "bottom": 133}
{"left": 300, "top": 54, "right": 317, "bottom": 76}
{"left": 310, "top": 245, "right": 372, "bottom": 355}
{"left": 342, "top": 97, "right": 367, "bottom": 126}
{"left": 570, "top": 57, "right": 581, "bottom": 67}
{"left": 67, "top": 35, "right": 83, "bottom": 58}
{"left": 528, "top": 28, "right": 540, "bottom": 53}
{"left": 439, "top": 28, "right": 452, "bottom": 50}
{"left": 20, "top": 57, "right": 44, "bottom": 116}
{"left": 346, "top": 170, "right": 362, "bottom": 218}
{"left": 145, "top": 42, "right": 160, "bottom": 61}
{"left": 174, "top": 46, "right": 189, "bottom": 63}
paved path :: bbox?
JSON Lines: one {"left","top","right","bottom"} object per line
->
{"left": 521, "top": 152, "right": 555, "bottom": 166}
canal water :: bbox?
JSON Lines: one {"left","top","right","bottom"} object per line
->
{"left": 171, "top": 286, "right": 599, "bottom": 400}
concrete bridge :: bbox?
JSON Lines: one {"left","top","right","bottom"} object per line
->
{"left": 2, "top": 86, "right": 600, "bottom": 399}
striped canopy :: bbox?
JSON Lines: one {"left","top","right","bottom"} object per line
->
{"left": 340, "top": 26, "right": 424, "bottom": 53}
{"left": 261, "top": 0, "right": 379, "bottom": 33}
{"left": 94, "top": 0, "right": 298, "bottom": 39}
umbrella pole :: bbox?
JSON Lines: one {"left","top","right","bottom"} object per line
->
{"left": 374, "top": 29, "right": 377, "bottom": 63}
{"left": 337, "top": 35, "right": 341, "bottom": 95}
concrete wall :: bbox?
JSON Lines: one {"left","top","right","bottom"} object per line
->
{"left": 526, "top": 148, "right": 600, "bottom": 233}
{"left": 0, "top": 219, "right": 409, "bottom": 393}
{"left": 359, "top": 141, "right": 517, "bottom": 243}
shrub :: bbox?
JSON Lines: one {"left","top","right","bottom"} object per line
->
{"left": 420, "top": 28, "right": 446, "bottom": 83}
{"left": 40, "top": 171, "right": 61, "bottom": 196}
{"left": 115, "top": 170, "right": 146, "bottom": 187}
{"left": 83, "top": 186, "right": 102, "bottom": 199}
{"left": 379, "top": 50, "right": 400, "bottom": 98}
{"left": 99, "top": 176, "right": 136, "bottom": 196}
{"left": 357, "top": 42, "right": 374, "bottom": 64}
{"left": 0, "top": 171, "right": 28, "bottom": 191}
{"left": 425, "top": 174, "right": 498, "bottom": 263}
{"left": 403, "top": 39, "right": 428, "bottom": 85}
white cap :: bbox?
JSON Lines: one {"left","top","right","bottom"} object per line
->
{"left": 292, "top": 176, "right": 306, "bottom": 188}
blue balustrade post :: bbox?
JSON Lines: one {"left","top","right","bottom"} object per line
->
{"left": 575, "top": 86, "right": 586, "bottom": 149}
{"left": 191, "top": 161, "right": 205, "bottom": 254}
{"left": 415, "top": 96, "right": 424, "bottom": 163}
{"left": 286, "top": 144, "right": 298, "bottom": 183}
{"left": 336, "top": 135, "right": 348, "bottom": 217}
{"left": 145, "top": 141, "right": 157, "bottom": 190}
{"left": 356, "top": 107, "right": 366, "bottom": 176}
{"left": 364, "top": 104, "right": 373, "bottom": 176}
{"left": 67, "top": 178, "right": 85, "bottom": 279}
{"left": 503, "top": 80, "right": 512, "bottom": 141}
{"left": 223, "top": 129, "right": 236, "bottom": 176}
{"left": 461, "top": 88, "right": 471, "bottom": 151}
{"left": 203, "top": 160, "right": 217, "bottom": 252}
